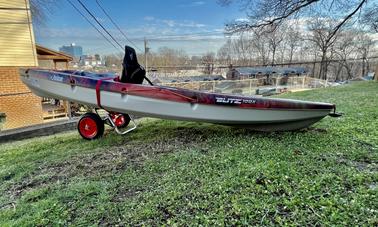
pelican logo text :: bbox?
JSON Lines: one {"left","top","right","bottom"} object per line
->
{"left": 215, "top": 97, "right": 242, "bottom": 104}
{"left": 50, "top": 75, "right": 64, "bottom": 82}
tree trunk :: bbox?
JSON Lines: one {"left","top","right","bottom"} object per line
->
{"left": 367, "top": 60, "right": 370, "bottom": 73}
{"left": 335, "top": 64, "right": 342, "bottom": 81}
{"left": 289, "top": 48, "right": 294, "bottom": 64}
{"left": 324, "top": 58, "right": 329, "bottom": 80}
{"left": 344, "top": 62, "right": 353, "bottom": 79}
{"left": 319, "top": 53, "right": 327, "bottom": 79}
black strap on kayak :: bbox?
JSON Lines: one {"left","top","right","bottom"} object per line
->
{"left": 144, "top": 75, "right": 154, "bottom": 86}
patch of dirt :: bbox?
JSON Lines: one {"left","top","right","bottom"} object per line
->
{"left": 112, "top": 187, "right": 145, "bottom": 202}
{"left": 4, "top": 127, "right": 212, "bottom": 203}
{"left": 1, "top": 173, "right": 15, "bottom": 181}
{"left": 9, "top": 175, "right": 63, "bottom": 198}
{"left": 336, "top": 157, "right": 378, "bottom": 172}
{"left": 353, "top": 138, "right": 377, "bottom": 152}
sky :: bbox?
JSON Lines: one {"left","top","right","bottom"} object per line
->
{"left": 34, "top": 0, "right": 246, "bottom": 56}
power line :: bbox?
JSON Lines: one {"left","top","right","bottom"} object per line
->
{"left": 65, "top": 0, "right": 120, "bottom": 52}
{"left": 71, "top": 0, "right": 228, "bottom": 50}
{"left": 76, "top": 0, "right": 124, "bottom": 51}
{"left": 95, "top": 0, "right": 143, "bottom": 52}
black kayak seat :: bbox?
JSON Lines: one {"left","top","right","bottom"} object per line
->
{"left": 119, "top": 46, "right": 146, "bottom": 84}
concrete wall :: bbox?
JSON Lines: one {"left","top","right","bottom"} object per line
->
{"left": 0, "top": 119, "right": 77, "bottom": 143}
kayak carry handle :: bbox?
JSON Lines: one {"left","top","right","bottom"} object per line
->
{"left": 329, "top": 112, "right": 343, "bottom": 117}
{"left": 329, "top": 105, "right": 343, "bottom": 117}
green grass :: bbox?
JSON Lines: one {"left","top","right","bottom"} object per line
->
{"left": 1, "top": 81, "right": 377, "bottom": 225}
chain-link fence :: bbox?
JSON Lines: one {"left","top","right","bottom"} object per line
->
{"left": 150, "top": 57, "right": 378, "bottom": 82}
{"left": 161, "top": 76, "right": 329, "bottom": 96}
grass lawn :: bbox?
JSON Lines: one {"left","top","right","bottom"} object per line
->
{"left": 0, "top": 81, "right": 377, "bottom": 225}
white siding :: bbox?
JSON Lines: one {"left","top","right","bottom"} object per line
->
{"left": 0, "top": 0, "right": 38, "bottom": 66}
{"left": 0, "top": 1, "right": 29, "bottom": 8}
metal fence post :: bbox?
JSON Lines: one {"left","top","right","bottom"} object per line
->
{"left": 249, "top": 79, "right": 252, "bottom": 95}
{"left": 302, "top": 76, "right": 305, "bottom": 89}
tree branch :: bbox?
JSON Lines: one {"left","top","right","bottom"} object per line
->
{"left": 225, "top": 0, "right": 319, "bottom": 33}
{"left": 325, "top": 0, "right": 367, "bottom": 44}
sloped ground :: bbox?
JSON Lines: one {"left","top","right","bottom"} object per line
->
{"left": 0, "top": 82, "right": 377, "bottom": 225}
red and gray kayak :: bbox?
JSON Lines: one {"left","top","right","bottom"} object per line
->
{"left": 20, "top": 68, "right": 339, "bottom": 132}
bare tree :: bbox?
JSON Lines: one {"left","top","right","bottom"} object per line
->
{"left": 190, "top": 55, "right": 202, "bottom": 66}
{"left": 361, "top": 3, "right": 378, "bottom": 32}
{"left": 229, "top": 34, "right": 254, "bottom": 65}
{"left": 145, "top": 47, "right": 190, "bottom": 74}
{"left": 250, "top": 29, "right": 269, "bottom": 65}
{"left": 30, "top": 0, "right": 59, "bottom": 26}
{"left": 356, "top": 33, "right": 374, "bottom": 77}
{"left": 103, "top": 54, "right": 122, "bottom": 68}
{"left": 201, "top": 52, "right": 216, "bottom": 74}
{"left": 150, "top": 47, "right": 189, "bottom": 67}
{"left": 229, "top": 37, "right": 244, "bottom": 64}
{"left": 284, "top": 24, "right": 303, "bottom": 63}
{"left": 334, "top": 31, "right": 359, "bottom": 80}
{"left": 218, "top": 26, "right": 287, "bottom": 66}
{"left": 307, "top": 18, "right": 340, "bottom": 80}
{"left": 219, "top": 0, "right": 371, "bottom": 43}
{"left": 265, "top": 25, "right": 284, "bottom": 65}
{"left": 217, "top": 39, "right": 232, "bottom": 65}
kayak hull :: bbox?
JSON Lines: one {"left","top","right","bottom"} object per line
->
{"left": 20, "top": 69, "right": 335, "bottom": 131}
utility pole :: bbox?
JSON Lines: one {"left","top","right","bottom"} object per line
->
{"left": 144, "top": 37, "right": 148, "bottom": 73}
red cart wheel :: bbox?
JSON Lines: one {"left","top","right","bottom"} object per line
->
{"left": 110, "top": 113, "right": 131, "bottom": 128}
{"left": 78, "top": 113, "right": 104, "bottom": 140}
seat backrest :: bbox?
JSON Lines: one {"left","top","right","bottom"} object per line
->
{"left": 120, "top": 46, "right": 145, "bottom": 84}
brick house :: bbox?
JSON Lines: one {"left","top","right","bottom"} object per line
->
{"left": 0, "top": 0, "right": 72, "bottom": 130}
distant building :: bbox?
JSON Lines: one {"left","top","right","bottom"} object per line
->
{"left": 79, "top": 54, "right": 103, "bottom": 67}
{"left": 59, "top": 43, "right": 83, "bottom": 59}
